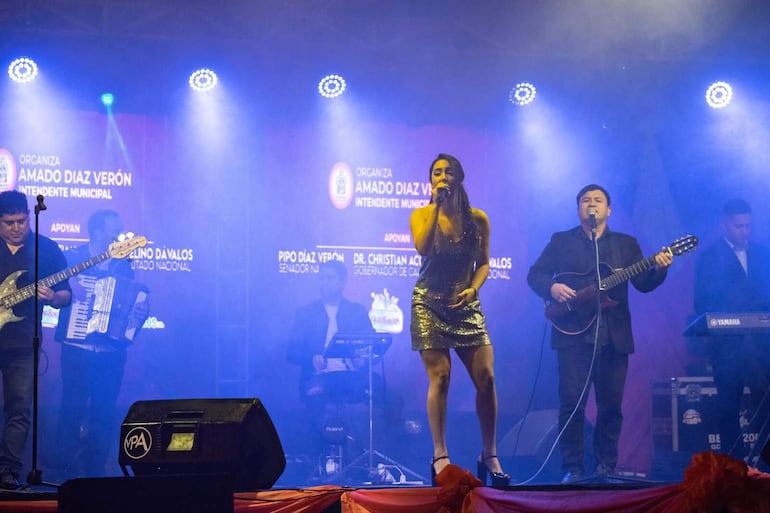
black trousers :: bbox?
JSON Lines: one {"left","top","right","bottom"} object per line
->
{"left": 557, "top": 342, "right": 628, "bottom": 473}
{"left": 56, "top": 344, "right": 127, "bottom": 477}
{"left": 709, "top": 336, "right": 770, "bottom": 458}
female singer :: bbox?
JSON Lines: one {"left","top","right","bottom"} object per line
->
{"left": 409, "top": 153, "right": 509, "bottom": 487}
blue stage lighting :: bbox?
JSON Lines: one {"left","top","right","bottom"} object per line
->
{"left": 318, "top": 74, "right": 346, "bottom": 98}
{"left": 705, "top": 81, "right": 733, "bottom": 109}
{"left": 189, "top": 69, "right": 218, "bottom": 92}
{"left": 509, "top": 82, "right": 536, "bottom": 106}
{"left": 101, "top": 93, "right": 115, "bottom": 107}
{"left": 8, "top": 57, "right": 39, "bottom": 83}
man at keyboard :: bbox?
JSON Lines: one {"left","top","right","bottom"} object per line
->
{"left": 53, "top": 210, "right": 149, "bottom": 478}
{"left": 694, "top": 198, "right": 770, "bottom": 461}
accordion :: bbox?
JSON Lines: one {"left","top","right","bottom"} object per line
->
{"left": 59, "top": 275, "right": 150, "bottom": 347}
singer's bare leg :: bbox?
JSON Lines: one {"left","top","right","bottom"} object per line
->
{"left": 456, "top": 344, "right": 504, "bottom": 475}
{"left": 420, "top": 348, "right": 452, "bottom": 476}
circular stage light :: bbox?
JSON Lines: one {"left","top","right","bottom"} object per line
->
{"left": 8, "top": 57, "right": 39, "bottom": 83}
{"left": 705, "top": 81, "right": 733, "bottom": 109}
{"left": 189, "top": 68, "right": 218, "bottom": 92}
{"left": 318, "top": 74, "right": 346, "bottom": 98}
{"left": 509, "top": 82, "right": 537, "bottom": 106}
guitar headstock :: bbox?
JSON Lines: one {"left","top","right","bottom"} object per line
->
{"left": 108, "top": 236, "right": 148, "bottom": 259}
{"left": 669, "top": 235, "right": 699, "bottom": 256}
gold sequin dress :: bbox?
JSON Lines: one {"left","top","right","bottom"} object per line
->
{"left": 410, "top": 225, "right": 491, "bottom": 351}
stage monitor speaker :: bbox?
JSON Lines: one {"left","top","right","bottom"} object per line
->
{"left": 119, "top": 398, "right": 285, "bottom": 491}
{"left": 498, "top": 409, "right": 595, "bottom": 483}
{"left": 59, "top": 474, "right": 233, "bottom": 513}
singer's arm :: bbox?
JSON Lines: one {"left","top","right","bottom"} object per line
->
{"left": 410, "top": 204, "right": 441, "bottom": 256}
{"left": 449, "top": 208, "right": 489, "bottom": 308}
{"left": 470, "top": 208, "right": 490, "bottom": 291}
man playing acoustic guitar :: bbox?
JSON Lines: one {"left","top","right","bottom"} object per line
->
{"left": 527, "top": 184, "right": 674, "bottom": 484}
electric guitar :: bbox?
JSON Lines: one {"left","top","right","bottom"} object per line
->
{"left": 545, "top": 235, "right": 698, "bottom": 335}
{"left": 0, "top": 236, "right": 148, "bottom": 331}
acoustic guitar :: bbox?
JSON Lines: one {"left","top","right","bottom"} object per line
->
{"left": 545, "top": 234, "right": 698, "bottom": 335}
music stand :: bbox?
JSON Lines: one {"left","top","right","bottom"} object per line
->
{"left": 324, "top": 332, "right": 427, "bottom": 484}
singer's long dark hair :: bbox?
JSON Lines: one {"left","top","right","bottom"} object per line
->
{"left": 428, "top": 153, "right": 477, "bottom": 246}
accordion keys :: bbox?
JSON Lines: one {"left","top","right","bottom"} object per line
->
{"left": 86, "top": 276, "right": 150, "bottom": 346}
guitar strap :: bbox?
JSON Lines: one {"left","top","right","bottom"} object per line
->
{"left": 597, "top": 234, "right": 619, "bottom": 345}
{"left": 607, "top": 234, "right": 623, "bottom": 272}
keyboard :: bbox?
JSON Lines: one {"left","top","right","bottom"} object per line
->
{"left": 683, "top": 312, "right": 770, "bottom": 336}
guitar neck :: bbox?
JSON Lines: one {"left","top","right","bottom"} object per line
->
{"left": 8, "top": 251, "right": 112, "bottom": 307}
{"left": 599, "top": 255, "right": 657, "bottom": 291}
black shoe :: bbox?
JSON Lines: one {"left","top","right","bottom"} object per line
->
{"left": 0, "top": 470, "right": 20, "bottom": 490}
{"left": 595, "top": 463, "right": 615, "bottom": 477}
{"left": 430, "top": 455, "right": 449, "bottom": 486}
{"left": 560, "top": 470, "right": 584, "bottom": 484}
{"left": 476, "top": 454, "right": 511, "bottom": 487}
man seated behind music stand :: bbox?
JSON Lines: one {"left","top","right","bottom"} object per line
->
{"left": 287, "top": 260, "right": 383, "bottom": 409}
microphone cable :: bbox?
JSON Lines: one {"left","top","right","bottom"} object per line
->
{"left": 506, "top": 317, "right": 548, "bottom": 480}
{"left": 517, "top": 229, "right": 603, "bottom": 485}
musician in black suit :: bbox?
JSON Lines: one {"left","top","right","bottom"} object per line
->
{"left": 286, "top": 260, "right": 376, "bottom": 408}
{"left": 0, "top": 191, "right": 71, "bottom": 490}
{"left": 527, "top": 184, "right": 672, "bottom": 483}
{"left": 286, "top": 260, "right": 382, "bottom": 472}
{"left": 693, "top": 198, "right": 770, "bottom": 460}
{"left": 53, "top": 210, "right": 148, "bottom": 478}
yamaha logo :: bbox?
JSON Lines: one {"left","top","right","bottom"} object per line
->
{"left": 123, "top": 426, "right": 153, "bottom": 459}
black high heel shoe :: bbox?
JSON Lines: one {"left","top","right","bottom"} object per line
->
{"left": 476, "top": 454, "right": 511, "bottom": 487}
{"left": 431, "top": 455, "right": 449, "bottom": 486}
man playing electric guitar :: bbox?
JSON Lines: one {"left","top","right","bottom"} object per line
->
{"left": 527, "top": 184, "right": 672, "bottom": 484}
{"left": 0, "top": 191, "right": 71, "bottom": 489}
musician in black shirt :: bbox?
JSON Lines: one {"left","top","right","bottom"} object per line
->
{"left": 527, "top": 184, "right": 671, "bottom": 483}
{"left": 0, "top": 191, "right": 71, "bottom": 489}
{"left": 54, "top": 210, "right": 149, "bottom": 478}
{"left": 694, "top": 198, "right": 770, "bottom": 461}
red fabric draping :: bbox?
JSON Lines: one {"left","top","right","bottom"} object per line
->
{"left": 341, "top": 464, "right": 482, "bottom": 513}
{"left": 681, "top": 451, "right": 770, "bottom": 513}
{"left": 235, "top": 485, "right": 346, "bottom": 513}
{"left": 2, "top": 454, "right": 770, "bottom": 513}
{"left": 341, "top": 487, "right": 447, "bottom": 513}
{"left": 341, "top": 453, "right": 770, "bottom": 513}
{"left": 0, "top": 499, "right": 57, "bottom": 512}
{"left": 463, "top": 485, "right": 685, "bottom": 513}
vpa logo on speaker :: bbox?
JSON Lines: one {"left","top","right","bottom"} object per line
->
{"left": 123, "top": 426, "right": 153, "bottom": 459}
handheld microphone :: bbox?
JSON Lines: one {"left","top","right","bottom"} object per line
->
{"left": 36, "top": 195, "right": 47, "bottom": 212}
{"left": 436, "top": 187, "right": 449, "bottom": 205}
{"left": 588, "top": 207, "right": 597, "bottom": 229}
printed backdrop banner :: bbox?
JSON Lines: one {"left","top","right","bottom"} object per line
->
{"left": 0, "top": 106, "right": 711, "bottom": 474}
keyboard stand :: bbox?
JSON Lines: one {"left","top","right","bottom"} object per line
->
{"left": 324, "top": 332, "right": 427, "bottom": 485}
